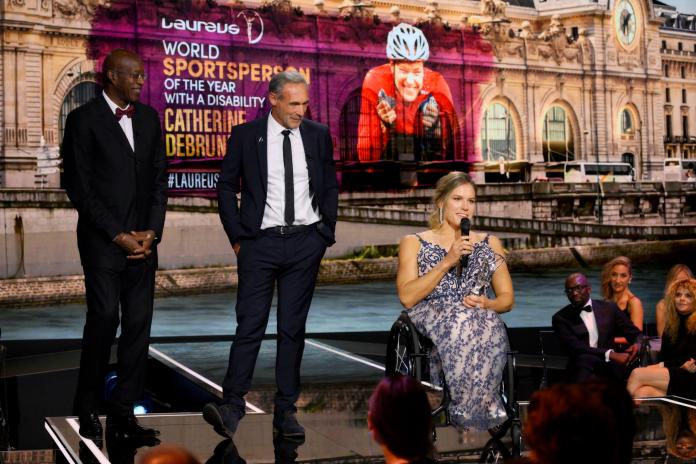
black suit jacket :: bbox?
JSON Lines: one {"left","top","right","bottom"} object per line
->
{"left": 61, "top": 95, "right": 168, "bottom": 269}
{"left": 217, "top": 115, "right": 339, "bottom": 245}
{"left": 552, "top": 299, "right": 643, "bottom": 359}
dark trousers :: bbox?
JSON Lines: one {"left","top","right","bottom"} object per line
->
{"left": 222, "top": 227, "right": 327, "bottom": 412}
{"left": 567, "top": 353, "right": 625, "bottom": 383}
{"left": 74, "top": 259, "right": 156, "bottom": 416}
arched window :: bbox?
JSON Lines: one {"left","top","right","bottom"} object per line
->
{"left": 59, "top": 82, "right": 98, "bottom": 143}
{"left": 480, "top": 102, "right": 516, "bottom": 161}
{"left": 339, "top": 89, "right": 364, "bottom": 162}
{"left": 621, "top": 109, "right": 634, "bottom": 134}
{"left": 542, "top": 106, "right": 574, "bottom": 162}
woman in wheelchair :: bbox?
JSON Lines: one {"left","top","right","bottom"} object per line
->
{"left": 627, "top": 277, "right": 696, "bottom": 399}
{"left": 396, "top": 172, "right": 514, "bottom": 431}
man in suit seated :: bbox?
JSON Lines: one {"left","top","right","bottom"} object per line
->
{"left": 552, "top": 273, "right": 643, "bottom": 383}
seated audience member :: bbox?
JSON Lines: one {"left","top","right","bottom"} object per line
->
{"left": 627, "top": 278, "right": 696, "bottom": 399}
{"left": 601, "top": 256, "right": 644, "bottom": 332}
{"left": 552, "top": 273, "right": 642, "bottom": 382}
{"left": 521, "top": 381, "right": 635, "bottom": 464}
{"left": 657, "top": 265, "right": 694, "bottom": 337}
{"left": 368, "top": 374, "right": 435, "bottom": 464}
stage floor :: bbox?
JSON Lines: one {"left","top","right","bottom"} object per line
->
{"left": 43, "top": 336, "right": 696, "bottom": 463}
{"left": 45, "top": 411, "right": 499, "bottom": 464}
{"left": 46, "top": 398, "right": 696, "bottom": 463}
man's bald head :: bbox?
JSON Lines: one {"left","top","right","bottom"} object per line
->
{"left": 566, "top": 273, "right": 588, "bottom": 288}
{"left": 103, "top": 49, "right": 142, "bottom": 75}
{"left": 102, "top": 49, "right": 145, "bottom": 107}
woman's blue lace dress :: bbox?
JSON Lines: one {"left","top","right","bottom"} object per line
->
{"left": 408, "top": 234, "right": 509, "bottom": 431}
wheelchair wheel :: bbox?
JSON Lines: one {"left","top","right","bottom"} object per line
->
{"left": 511, "top": 419, "right": 522, "bottom": 458}
{"left": 480, "top": 438, "right": 511, "bottom": 463}
{"left": 385, "top": 312, "right": 422, "bottom": 380}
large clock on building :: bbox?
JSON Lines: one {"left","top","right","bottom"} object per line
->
{"left": 615, "top": 0, "right": 638, "bottom": 47}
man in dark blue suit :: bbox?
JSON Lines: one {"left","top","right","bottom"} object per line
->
{"left": 204, "top": 71, "right": 338, "bottom": 440}
{"left": 552, "top": 273, "right": 643, "bottom": 383}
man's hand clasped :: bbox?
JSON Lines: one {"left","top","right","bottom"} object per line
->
{"left": 610, "top": 343, "right": 640, "bottom": 366}
{"left": 114, "top": 230, "right": 156, "bottom": 260}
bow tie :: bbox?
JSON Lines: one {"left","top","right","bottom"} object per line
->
{"left": 581, "top": 305, "right": 592, "bottom": 313}
{"left": 115, "top": 106, "right": 135, "bottom": 120}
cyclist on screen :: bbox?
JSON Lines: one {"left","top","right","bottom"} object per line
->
{"left": 357, "top": 23, "right": 455, "bottom": 162}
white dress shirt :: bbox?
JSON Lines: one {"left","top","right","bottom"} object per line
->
{"left": 579, "top": 298, "right": 598, "bottom": 348}
{"left": 579, "top": 298, "right": 613, "bottom": 362}
{"left": 103, "top": 91, "right": 135, "bottom": 152}
{"left": 261, "top": 114, "right": 320, "bottom": 228}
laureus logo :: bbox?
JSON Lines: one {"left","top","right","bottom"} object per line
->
{"left": 160, "top": 10, "right": 264, "bottom": 45}
{"left": 237, "top": 10, "right": 264, "bottom": 45}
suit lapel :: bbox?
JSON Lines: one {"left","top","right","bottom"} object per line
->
{"left": 562, "top": 305, "right": 589, "bottom": 342}
{"left": 592, "top": 301, "right": 608, "bottom": 345}
{"left": 256, "top": 116, "right": 269, "bottom": 196}
{"left": 299, "top": 122, "right": 317, "bottom": 185}
{"left": 132, "top": 103, "right": 144, "bottom": 166}
{"left": 97, "top": 96, "right": 135, "bottom": 157}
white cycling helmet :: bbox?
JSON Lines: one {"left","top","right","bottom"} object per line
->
{"left": 386, "top": 23, "right": 430, "bottom": 61}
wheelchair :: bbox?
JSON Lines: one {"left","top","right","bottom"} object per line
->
{"left": 385, "top": 311, "right": 522, "bottom": 463}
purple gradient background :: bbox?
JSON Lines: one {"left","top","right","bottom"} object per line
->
{"left": 87, "top": 0, "right": 496, "bottom": 196}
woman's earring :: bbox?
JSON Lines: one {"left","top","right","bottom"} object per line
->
{"left": 439, "top": 207, "right": 444, "bottom": 224}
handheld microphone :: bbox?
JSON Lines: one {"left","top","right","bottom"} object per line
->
{"left": 457, "top": 218, "right": 471, "bottom": 277}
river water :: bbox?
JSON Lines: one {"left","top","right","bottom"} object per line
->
{"left": 1, "top": 263, "right": 682, "bottom": 340}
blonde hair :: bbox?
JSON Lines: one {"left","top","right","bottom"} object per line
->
{"left": 600, "top": 256, "right": 633, "bottom": 300}
{"left": 663, "top": 278, "right": 696, "bottom": 343}
{"left": 664, "top": 264, "right": 694, "bottom": 295}
{"left": 427, "top": 172, "right": 476, "bottom": 229}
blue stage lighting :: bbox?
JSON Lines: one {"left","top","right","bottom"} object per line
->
{"left": 133, "top": 404, "right": 148, "bottom": 415}
{"left": 105, "top": 371, "right": 153, "bottom": 415}
{"left": 104, "top": 371, "right": 118, "bottom": 400}
{"left": 133, "top": 399, "right": 153, "bottom": 415}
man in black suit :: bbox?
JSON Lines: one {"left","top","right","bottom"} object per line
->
{"left": 204, "top": 71, "right": 338, "bottom": 440}
{"left": 552, "top": 273, "right": 643, "bottom": 383}
{"left": 62, "top": 49, "right": 167, "bottom": 440}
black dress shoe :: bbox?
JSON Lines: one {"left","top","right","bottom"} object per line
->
{"left": 105, "top": 431, "right": 160, "bottom": 464}
{"left": 273, "top": 409, "right": 305, "bottom": 441}
{"left": 79, "top": 413, "right": 103, "bottom": 440}
{"left": 203, "top": 403, "right": 244, "bottom": 439}
{"left": 274, "top": 435, "right": 302, "bottom": 463}
{"left": 206, "top": 438, "right": 246, "bottom": 464}
{"left": 106, "top": 414, "right": 160, "bottom": 439}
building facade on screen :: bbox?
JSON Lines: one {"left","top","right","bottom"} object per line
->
{"left": 1, "top": 0, "right": 695, "bottom": 191}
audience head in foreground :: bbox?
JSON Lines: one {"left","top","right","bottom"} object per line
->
{"left": 524, "top": 381, "right": 635, "bottom": 464}
{"left": 138, "top": 444, "right": 200, "bottom": 464}
{"left": 368, "top": 374, "right": 434, "bottom": 463}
